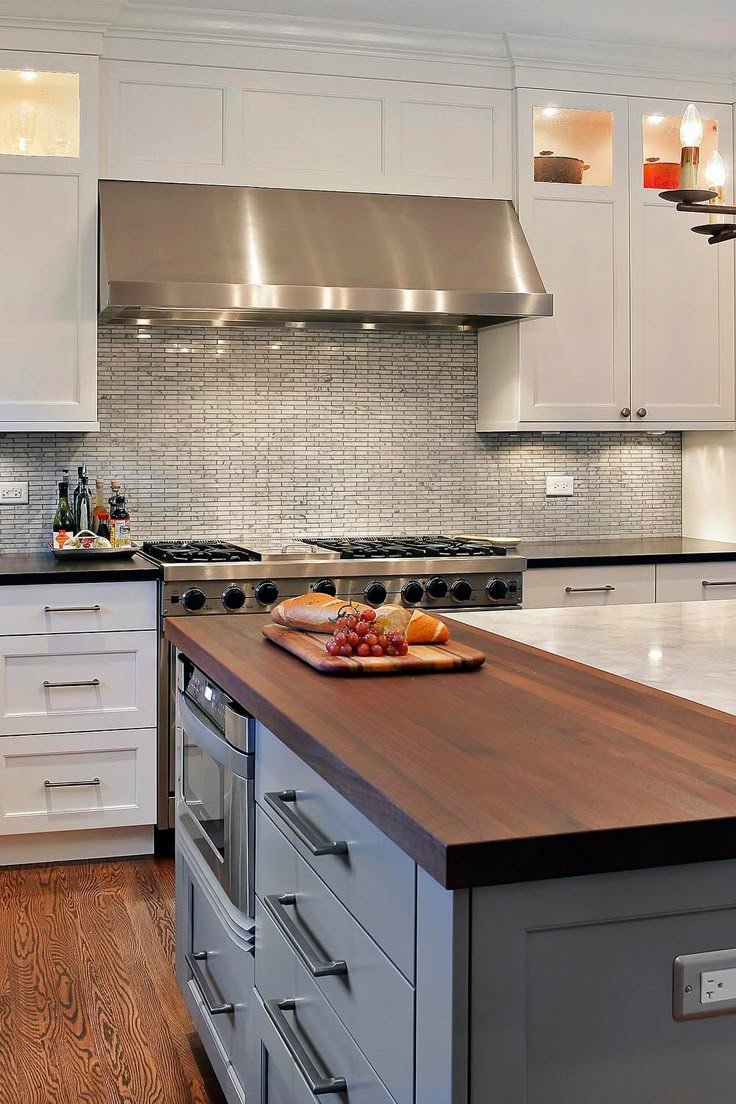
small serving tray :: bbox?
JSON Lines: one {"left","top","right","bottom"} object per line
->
{"left": 49, "top": 543, "right": 140, "bottom": 560}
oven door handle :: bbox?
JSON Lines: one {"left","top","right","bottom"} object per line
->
{"left": 178, "top": 692, "right": 251, "bottom": 775}
{"left": 186, "top": 952, "right": 234, "bottom": 1015}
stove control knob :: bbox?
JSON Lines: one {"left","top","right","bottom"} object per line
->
{"left": 451, "top": 579, "right": 473, "bottom": 602}
{"left": 402, "top": 580, "right": 424, "bottom": 605}
{"left": 222, "top": 585, "right": 246, "bottom": 611}
{"left": 255, "top": 581, "right": 279, "bottom": 606}
{"left": 364, "top": 581, "right": 387, "bottom": 606}
{"left": 182, "top": 587, "right": 207, "bottom": 612}
{"left": 426, "top": 576, "right": 449, "bottom": 600}
{"left": 312, "top": 578, "right": 337, "bottom": 597}
{"left": 486, "top": 578, "right": 509, "bottom": 602}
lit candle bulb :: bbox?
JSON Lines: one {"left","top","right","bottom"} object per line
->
{"left": 705, "top": 149, "right": 727, "bottom": 223}
{"left": 679, "top": 103, "right": 703, "bottom": 188}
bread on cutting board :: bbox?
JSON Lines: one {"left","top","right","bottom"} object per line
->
{"left": 271, "top": 593, "right": 450, "bottom": 644}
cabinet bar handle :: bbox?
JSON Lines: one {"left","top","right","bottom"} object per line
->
{"left": 264, "top": 894, "right": 348, "bottom": 979}
{"left": 44, "top": 777, "right": 100, "bottom": 788}
{"left": 44, "top": 605, "right": 102, "bottom": 613}
{"left": 702, "top": 580, "right": 736, "bottom": 587}
{"left": 186, "top": 952, "right": 235, "bottom": 1016}
{"left": 263, "top": 998, "right": 347, "bottom": 1096}
{"left": 564, "top": 585, "right": 616, "bottom": 594}
{"left": 264, "top": 791, "right": 348, "bottom": 857}
{"left": 43, "top": 678, "right": 100, "bottom": 689}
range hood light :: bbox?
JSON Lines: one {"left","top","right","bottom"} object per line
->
{"left": 361, "top": 322, "right": 376, "bottom": 330}
{"left": 284, "top": 321, "right": 307, "bottom": 329}
{"left": 136, "top": 318, "right": 151, "bottom": 326}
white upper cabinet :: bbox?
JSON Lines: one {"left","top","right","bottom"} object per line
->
{"left": 101, "top": 61, "right": 512, "bottom": 199}
{"left": 0, "top": 51, "right": 98, "bottom": 432}
{"left": 478, "top": 88, "right": 735, "bottom": 432}
{"left": 629, "top": 98, "right": 734, "bottom": 425}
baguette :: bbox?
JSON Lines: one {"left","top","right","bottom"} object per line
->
{"left": 374, "top": 604, "right": 450, "bottom": 644}
{"left": 271, "top": 592, "right": 370, "bottom": 633}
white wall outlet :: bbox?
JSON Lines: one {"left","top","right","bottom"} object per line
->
{"left": 0, "top": 481, "right": 29, "bottom": 505}
{"left": 546, "top": 475, "right": 574, "bottom": 497}
{"left": 701, "top": 967, "right": 736, "bottom": 1004}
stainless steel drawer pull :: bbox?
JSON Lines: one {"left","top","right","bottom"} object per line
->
{"left": 43, "top": 678, "right": 101, "bottom": 689}
{"left": 702, "top": 580, "right": 736, "bottom": 587}
{"left": 186, "top": 951, "right": 235, "bottom": 1016}
{"left": 44, "top": 777, "right": 100, "bottom": 789}
{"left": 43, "top": 605, "right": 102, "bottom": 613}
{"left": 564, "top": 585, "right": 616, "bottom": 594}
{"left": 264, "top": 894, "right": 348, "bottom": 979}
{"left": 264, "top": 998, "right": 347, "bottom": 1096}
{"left": 264, "top": 791, "right": 348, "bottom": 857}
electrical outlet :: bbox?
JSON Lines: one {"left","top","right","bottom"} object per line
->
{"left": 546, "top": 475, "right": 574, "bottom": 497}
{"left": 674, "top": 949, "right": 736, "bottom": 1020}
{"left": 0, "top": 481, "right": 28, "bottom": 505}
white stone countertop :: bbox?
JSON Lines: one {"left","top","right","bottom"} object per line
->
{"left": 445, "top": 601, "right": 736, "bottom": 717}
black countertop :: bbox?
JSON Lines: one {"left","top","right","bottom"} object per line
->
{"left": 0, "top": 550, "right": 160, "bottom": 585}
{"left": 519, "top": 537, "right": 736, "bottom": 569}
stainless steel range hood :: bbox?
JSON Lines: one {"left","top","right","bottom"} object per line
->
{"left": 98, "top": 180, "right": 552, "bottom": 330}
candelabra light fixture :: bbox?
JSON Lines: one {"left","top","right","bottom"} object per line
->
{"left": 659, "top": 103, "right": 736, "bottom": 243}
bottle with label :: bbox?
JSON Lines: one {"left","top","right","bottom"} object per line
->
{"left": 53, "top": 481, "right": 75, "bottom": 549}
{"left": 73, "top": 464, "right": 92, "bottom": 534}
{"left": 110, "top": 495, "right": 131, "bottom": 548}
{"left": 92, "top": 478, "right": 106, "bottom": 534}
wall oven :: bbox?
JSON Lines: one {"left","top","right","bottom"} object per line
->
{"left": 176, "top": 655, "right": 255, "bottom": 920}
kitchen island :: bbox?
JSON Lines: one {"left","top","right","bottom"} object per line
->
{"left": 167, "top": 608, "right": 736, "bottom": 1104}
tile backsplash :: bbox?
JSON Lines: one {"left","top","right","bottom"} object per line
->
{"left": 0, "top": 326, "right": 681, "bottom": 552}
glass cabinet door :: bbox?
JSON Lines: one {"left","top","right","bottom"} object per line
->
{"left": 641, "top": 109, "right": 718, "bottom": 190}
{"left": 532, "top": 104, "right": 613, "bottom": 186}
{"left": 0, "top": 68, "right": 79, "bottom": 157}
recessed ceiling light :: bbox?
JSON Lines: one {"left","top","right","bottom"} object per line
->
{"left": 18, "top": 70, "right": 38, "bottom": 82}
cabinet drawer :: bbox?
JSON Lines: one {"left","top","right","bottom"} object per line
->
{"left": 656, "top": 561, "right": 736, "bottom": 603}
{"left": 254, "top": 905, "right": 397, "bottom": 1104}
{"left": 256, "top": 806, "right": 413, "bottom": 1104}
{"left": 523, "top": 565, "right": 655, "bottom": 609}
{"left": 0, "top": 581, "right": 157, "bottom": 635}
{"left": 256, "top": 723, "right": 415, "bottom": 981}
{"left": 0, "top": 630, "right": 157, "bottom": 735}
{"left": 0, "top": 727, "right": 156, "bottom": 836}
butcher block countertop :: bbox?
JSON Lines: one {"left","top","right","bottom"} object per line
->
{"left": 165, "top": 612, "right": 736, "bottom": 890}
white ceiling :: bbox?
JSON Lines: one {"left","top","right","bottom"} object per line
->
{"left": 134, "top": 0, "right": 736, "bottom": 54}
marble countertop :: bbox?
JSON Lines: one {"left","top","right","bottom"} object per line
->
{"left": 517, "top": 537, "right": 736, "bottom": 567}
{"left": 446, "top": 602, "right": 736, "bottom": 717}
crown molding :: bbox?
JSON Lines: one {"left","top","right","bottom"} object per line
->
{"left": 0, "top": 0, "right": 126, "bottom": 32}
{"left": 107, "top": 3, "right": 509, "bottom": 67}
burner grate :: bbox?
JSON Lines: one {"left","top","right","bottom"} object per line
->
{"left": 299, "top": 535, "right": 502, "bottom": 558}
{"left": 141, "top": 540, "right": 262, "bottom": 564}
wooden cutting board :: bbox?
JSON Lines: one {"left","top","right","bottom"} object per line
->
{"left": 262, "top": 623, "right": 485, "bottom": 676}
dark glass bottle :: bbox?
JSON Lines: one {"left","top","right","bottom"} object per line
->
{"left": 53, "top": 482, "right": 75, "bottom": 549}
{"left": 110, "top": 495, "right": 131, "bottom": 548}
{"left": 74, "top": 464, "right": 93, "bottom": 534}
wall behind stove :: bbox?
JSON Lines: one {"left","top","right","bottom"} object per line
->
{"left": 0, "top": 327, "right": 681, "bottom": 552}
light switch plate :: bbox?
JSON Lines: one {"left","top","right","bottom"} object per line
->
{"left": 674, "top": 948, "right": 736, "bottom": 1020}
{"left": 0, "top": 480, "right": 28, "bottom": 505}
{"left": 546, "top": 475, "right": 574, "bottom": 497}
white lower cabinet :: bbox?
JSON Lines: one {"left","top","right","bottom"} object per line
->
{"left": 0, "top": 727, "right": 155, "bottom": 836}
{"left": 523, "top": 564, "right": 656, "bottom": 609}
{"left": 655, "top": 561, "right": 736, "bottom": 603}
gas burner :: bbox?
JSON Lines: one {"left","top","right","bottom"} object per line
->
{"left": 300, "top": 535, "right": 504, "bottom": 559}
{"left": 141, "top": 540, "right": 261, "bottom": 564}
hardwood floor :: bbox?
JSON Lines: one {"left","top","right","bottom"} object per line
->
{"left": 0, "top": 858, "right": 226, "bottom": 1104}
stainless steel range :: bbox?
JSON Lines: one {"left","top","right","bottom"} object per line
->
{"left": 142, "top": 536, "right": 526, "bottom": 829}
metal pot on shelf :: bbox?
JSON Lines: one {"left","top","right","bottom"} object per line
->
{"left": 643, "top": 157, "right": 681, "bottom": 190}
{"left": 534, "top": 150, "right": 590, "bottom": 184}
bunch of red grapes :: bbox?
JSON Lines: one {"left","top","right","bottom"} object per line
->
{"left": 325, "top": 606, "right": 409, "bottom": 658}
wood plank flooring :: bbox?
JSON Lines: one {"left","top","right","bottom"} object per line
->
{"left": 0, "top": 858, "right": 226, "bottom": 1104}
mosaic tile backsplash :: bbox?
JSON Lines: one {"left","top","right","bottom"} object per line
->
{"left": 0, "top": 327, "right": 681, "bottom": 552}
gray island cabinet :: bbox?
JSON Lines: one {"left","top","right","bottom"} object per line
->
{"left": 166, "top": 610, "right": 736, "bottom": 1104}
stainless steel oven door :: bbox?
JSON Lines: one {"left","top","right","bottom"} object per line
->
{"left": 177, "top": 690, "right": 255, "bottom": 920}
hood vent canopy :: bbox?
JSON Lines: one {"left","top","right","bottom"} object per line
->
{"left": 99, "top": 180, "right": 552, "bottom": 331}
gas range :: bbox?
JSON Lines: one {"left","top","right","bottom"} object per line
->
{"left": 141, "top": 536, "right": 525, "bottom": 615}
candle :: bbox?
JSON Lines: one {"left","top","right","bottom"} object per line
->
{"left": 680, "top": 104, "right": 703, "bottom": 189}
{"left": 705, "top": 149, "right": 727, "bottom": 223}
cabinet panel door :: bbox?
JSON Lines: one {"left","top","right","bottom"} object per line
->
{"left": 629, "top": 99, "right": 734, "bottom": 425}
{"left": 0, "top": 170, "right": 97, "bottom": 426}
{"left": 517, "top": 90, "right": 631, "bottom": 423}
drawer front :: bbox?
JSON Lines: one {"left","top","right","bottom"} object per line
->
{"left": 256, "top": 723, "right": 415, "bottom": 981}
{"left": 256, "top": 806, "right": 413, "bottom": 1104}
{"left": 254, "top": 905, "right": 397, "bottom": 1104}
{"left": 0, "top": 581, "right": 157, "bottom": 636}
{"left": 656, "top": 561, "right": 736, "bottom": 603}
{"left": 523, "top": 565, "right": 656, "bottom": 609}
{"left": 0, "top": 630, "right": 157, "bottom": 735}
{"left": 0, "top": 727, "right": 156, "bottom": 835}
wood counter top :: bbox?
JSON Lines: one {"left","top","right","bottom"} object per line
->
{"left": 165, "top": 614, "right": 736, "bottom": 889}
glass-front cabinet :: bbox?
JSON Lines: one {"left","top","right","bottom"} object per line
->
{"left": 0, "top": 51, "right": 98, "bottom": 431}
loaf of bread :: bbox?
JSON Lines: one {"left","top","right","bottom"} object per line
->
{"left": 271, "top": 592, "right": 370, "bottom": 633}
{"left": 373, "top": 604, "right": 450, "bottom": 644}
